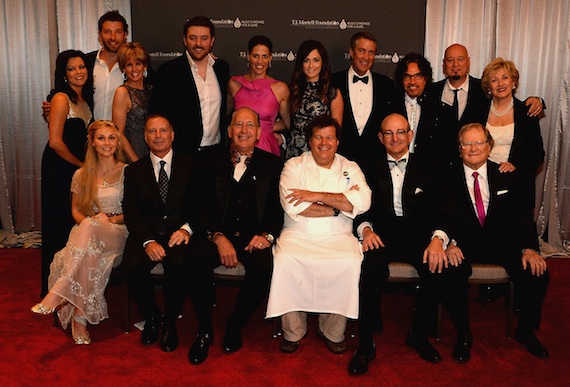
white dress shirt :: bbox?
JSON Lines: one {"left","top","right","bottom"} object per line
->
{"left": 463, "top": 162, "right": 490, "bottom": 215}
{"left": 186, "top": 52, "right": 222, "bottom": 147}
{"left": 92, "top": 49, "right": 124, "bottom": 120}
{"left": 348, "top": 66, "right": 373, "bottom": 135}
{"left": 405, "top": 94, "right": 421, "bottom": 153}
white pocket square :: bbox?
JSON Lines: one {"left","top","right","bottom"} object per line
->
{"left": 415, "top": 187, "right": 423, "bottom": 194}
{"left": 497, "top": 189, "right": 508, "bottom": 196}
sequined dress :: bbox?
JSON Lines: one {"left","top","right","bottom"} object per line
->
{"left": 124, "top": 84, "right": 152, "bottom": 158}
{"left": 48, "top": 167, "right": 129, "bottom": 328}
{"left": 285, "top": 82, "right": 337, "bottom": 159}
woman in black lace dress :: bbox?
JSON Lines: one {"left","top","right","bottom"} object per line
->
{"left": 112, "top": 42, "right": 152, "bottom": 162}
{"left": 285, "top": 40, "right": 343, "bottom": 160}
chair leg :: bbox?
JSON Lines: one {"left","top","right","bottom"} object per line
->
{"left": 506, "top": 280, "right": 515, "bottom": 339}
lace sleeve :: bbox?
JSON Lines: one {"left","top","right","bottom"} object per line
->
{"left": 70, "top": 169, "right": 83, "bottom": 195}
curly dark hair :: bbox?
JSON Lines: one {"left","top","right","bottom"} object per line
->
{"left": 394, "top": 52, "right": 433, "bottom": 92}
{"left": 53, "top": 50, "right": 93, "bottom": 107}
{"left": 290, "top": 40, "right": 332, "bottom": 113}
{"left": 305, "top": 114, "right": 341, "bottom": 144}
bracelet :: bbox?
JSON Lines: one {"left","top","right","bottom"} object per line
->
{"left": 208, "top": 231, "right": 224, "bottom": 242}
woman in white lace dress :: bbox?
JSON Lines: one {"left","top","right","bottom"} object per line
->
{"left": 32, "top": 120, "right": 128, "bottom": 344}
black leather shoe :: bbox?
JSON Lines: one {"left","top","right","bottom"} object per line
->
{"left": 160, "top": 320, "right": 179, "bottom": 352}
{"left": 223, "top": 325, "right": 243, "bottom": 353}
{"left": 453, "top": 332, "right": 472, "bottom": 363}
{"left": 189, "top": 333, "right": 214, "bottom": 365}
{"left": 348, "top": 344, "right": 376, "bottom": 375}
{"left": 515, "top": 328, "right": 549, "bottom": 359}
{"left": 406, "top": 330, "right": 441, "bottom": 363}
{"left": 141, "top": 315, "right": 161, "bottom": 345}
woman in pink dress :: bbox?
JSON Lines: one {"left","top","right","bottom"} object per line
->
{"left": 228, "top": 36, "right": 290, "bottom": 156}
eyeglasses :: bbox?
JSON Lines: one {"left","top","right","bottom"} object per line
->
{"left": 403, "top": 72, "right": 424, "bottom": 81}
{"left": 460, "top": 141, "right": 488, "bottom": 150}
{"left": 381, "top": 129, "right": 409, "bottom": 138}
{"left": 232, "top": 121, "right": 257, "bottom": 129}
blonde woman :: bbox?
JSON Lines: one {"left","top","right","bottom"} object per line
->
{"left": 32, "top": 120, "right": 128, "bottom": 345}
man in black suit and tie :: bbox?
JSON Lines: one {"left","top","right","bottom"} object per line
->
{"left": 151, "top": 15, "right": 229, "bottom": 155}
{"left": 349, "top": 113, "right": 472, "bottom": 375}
{"left": 192, "top": 107, "right": 283, "bottom": 355}
{"left": 443, "top": 122, "right": 549, "bottom": 359}
{"left": 331, "top": 32, "right": 396, "bottom": 165}
{"left": 122, "top": 114, "right": 211, "bottom": 362}
{"left": 431, "top": 44, "right": 543, "bottom": 166}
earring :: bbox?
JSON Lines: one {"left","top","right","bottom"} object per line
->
{"left": 122, "top": 71, "right": 127, "bottom": 81}
{"left": 269, "top": 61, "right": 272, "bottom": 69}
{"left": 246, "top": 60, "right": 249, "bottom": 68}
{"left": 64, "top": 78, "right": 68, "bottom": 83}
{"left": 143, "top": 69, "right": 148, "bottom": 78}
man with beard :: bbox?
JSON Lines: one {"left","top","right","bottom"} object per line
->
{"left": 431, "top": 44, "right": 543, "bottom": 165}
{"left": 151, "top": 15, "right": 229, "bottom": 156}
{"left": 43, "top": 10, "right": 129, "bottom": 121}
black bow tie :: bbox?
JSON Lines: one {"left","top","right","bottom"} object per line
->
{"left": 353, "top": 75, "right": 369, "bottom": 84}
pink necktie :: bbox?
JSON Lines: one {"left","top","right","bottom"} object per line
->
{"left": 472, "top": 172, "right": 486, "bottom": 226}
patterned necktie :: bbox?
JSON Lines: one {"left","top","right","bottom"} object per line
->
{"left": 452, "top": 89, "right": 459, "bottom": 121}
{"left": 233, "top": 155, "right": 247, "bottom": 181}
{"left": 353, "top": 75, "right": 369, "bottom": 84}
{"left": 158, "top": 160, "right": 168, "bottom": 204}
{"left": 472, "top": 172, "right": 486, "bottom": 226}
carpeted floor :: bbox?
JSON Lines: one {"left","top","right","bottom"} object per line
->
{"left": 1, "top": 248, "right": 567, "bottom": 386}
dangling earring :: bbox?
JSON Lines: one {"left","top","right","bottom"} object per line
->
{"left": 64, "top": 78, "right": 68, "bottom": 83}
{"left": 122, "top": 71, "right": 127, "bottom": 81}
{"left": 269, "top": 61, "right": 272, "bottom": 69}
{"left": 246, "top": 60, "right": 250, "bottom": 68}
{"left": 143, "top": 69, "right": 148, "bottom": 78}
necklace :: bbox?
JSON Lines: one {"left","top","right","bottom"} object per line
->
{"left": 98, "top": 163, "right": 117, "bottom": 176}
{"left": 490, "top": 98, "right": 514, "bottom": 117}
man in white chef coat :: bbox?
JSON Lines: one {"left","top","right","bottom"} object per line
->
{"left": 266, "top": 114, "right": 372, "bottom": 354}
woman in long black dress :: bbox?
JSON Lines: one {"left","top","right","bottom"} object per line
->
{"left": 41, "top": 50, "right": 93, "bottom": 296}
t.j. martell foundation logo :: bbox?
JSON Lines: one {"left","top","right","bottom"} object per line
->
{"left": 211, "top": 17, "right": 265, "bottom": 28}
{"left": 290, "top": 18, "right": 370, "bottom": 30}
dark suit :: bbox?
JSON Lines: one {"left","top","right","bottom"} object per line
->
{"left": 445, "top": 161, "right": 549, "bottom": 330}
{"left": 484, "top": 97, "right": 545, "bottom": 208}
{"left": 355, "top": 154, "right": 471, "bottom": 347}
{"left": 151, "top": 54, "right": 230, "bottom": 155}
{"left": 193, "top": 147, "right": 283, "bottom": 328}
{"left": 331, "top": 70, "right": 397, "bottom": 164}
{"left": 430, "top": 76, "right": 488, "bottom": 165}
{"left": 122, "top": 152, "right": 201, "bottom": 323}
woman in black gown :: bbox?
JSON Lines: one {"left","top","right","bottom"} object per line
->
{"left": 41, "top": 50, "right": 93, "bottom": 296}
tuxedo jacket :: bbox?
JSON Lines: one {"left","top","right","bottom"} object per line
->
{"left": 122, "top": 152, "right": 197, "bottom": 257}
{"left": 430, "top": 76, "right": 488, "bottom": 165}
{"left": 151, "top": 54, "right": 230, "bottom": 155}
{"left": 356, "top": 154, "right": 443, "bottom": 252}
{"left": 195, "top": 147, "right": 283, "bottom": 240}
{"left": 332, "top": 70, "right": 397, "bottom": 164}
{"left": 443, "top": 161, "right": 539, "bottom": 262}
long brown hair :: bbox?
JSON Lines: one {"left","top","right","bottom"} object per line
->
{"left": 289, "top": 40, "right": 332, "bottom": 113}
{"left": 75, "top": 120, "right": 126, "bottom": 216}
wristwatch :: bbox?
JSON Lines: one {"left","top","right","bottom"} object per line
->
{"left": 333, "top": 208, "right": 341, "bottom": 217}
{"left": 264, "top": 233, "right": 275, "bottom": 245}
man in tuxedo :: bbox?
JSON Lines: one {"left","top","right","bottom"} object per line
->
{"left": 331, "top": 32, "right": 396, "bottom": 165}
{"left": 444, "top": 122, "right": 549, "bottom": 359}
{"left": 122, "top": 114, "right": 211, "bottom": 362}
{"left": 431, "top": 44, "right": 543, "bottom": 165}
{"left": 393, "top": 53, "right": 438, "bottom": 159}
{"left": 192, "top": 107, "right": 283, "bottom": 356}
{"left": 151, "top": 15, "right": 229, "bottom": 155}
{"left": 349, "top": 113, "right": 472, "bottom": 375}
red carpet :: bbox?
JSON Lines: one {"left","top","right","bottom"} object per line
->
{"left": 0, "top": 248, "right": 568, "bottom": 386}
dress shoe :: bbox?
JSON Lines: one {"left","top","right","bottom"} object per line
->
{"left": 514, "top": 328, "right": 549, "bottom": 359}
{"left": 280, "top": 338, "right": 300, "bottom": 353}
{"left": 222, "top": 325, "right": 243, "bottom": 353}
{"left": 189, "top": 333, "right": 214, "bottom": 365}
{"left": 317, "top": 328, "right": 347, "bottom": 354}
{"left": 31, "top": 299, "right": 67, "bottom": 315}
{"left": 160, "top": 320, "right": 179, "bottom": 352}
{"left": 71, "top": 315, "right": 91, "bottom": 345}
{"left": 453, "top": 331, "right": 473, "bottom": 363}
{"left": 348, "top": 344, "right": 376, "bottom": 375}
{"left": 406, "top": 330, "right": 441, "bottom": 363}
{"left": 141, "top": 315, "right": 161, "bottom": 345}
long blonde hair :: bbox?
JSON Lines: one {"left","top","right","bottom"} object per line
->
{"left": 76, "top": 120, "right": 126, "bottom": 216}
